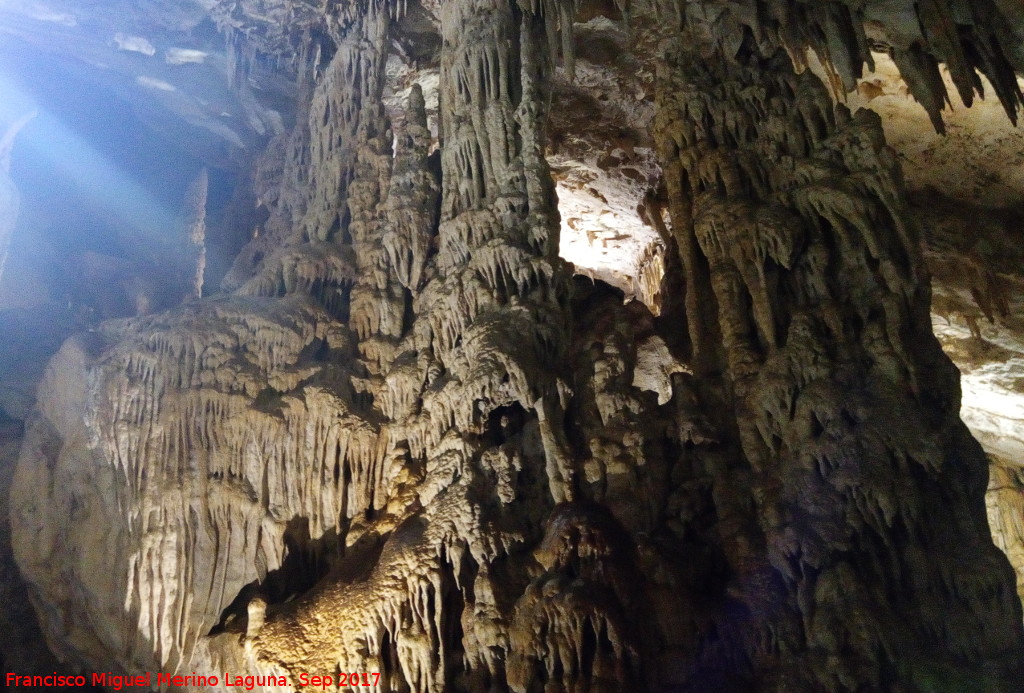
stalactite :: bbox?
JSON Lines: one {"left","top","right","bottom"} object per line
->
{"left": 12, "top": 293, "right": 378, "bottom": 671}
{"left": 649, "top": 4, "right": 1024, "bottom": 686}
{"left": 382, "top": 85, "right": 440, "bottom": 293}
{"left": 730, "top": 0, "right": 1024, "bottom": 131}
{"left": 298, "top": 3, "right": 391, "bottom": 245}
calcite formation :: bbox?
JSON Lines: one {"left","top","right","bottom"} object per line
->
{"left": 8, "top": 0, "right": 1024, "bottom": 691}
{"left": 181, "top": 168, "right": 209, "bottom": 302}
{"left": 649, "top": 9, "right": 1022, "bottom": 686}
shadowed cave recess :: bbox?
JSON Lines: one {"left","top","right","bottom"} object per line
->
{"left": 2, "top": 0, "right": 1024, "bottom": 691}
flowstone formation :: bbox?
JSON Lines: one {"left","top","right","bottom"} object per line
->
{"left": 9, "top": 0, "right": 1024, "bottom": 691}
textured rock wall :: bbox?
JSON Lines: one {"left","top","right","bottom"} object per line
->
{"left": 13, "top": 0, "right": 582, "bottom": 684}
{"left": 9, "top": 0, "right": 1024, "bottom": 691}
{"left": 646, "top": 0, "right": 1024, "bottom": 687}
{"left": 797, "top": 38, "right": 1024, "bottom": 633}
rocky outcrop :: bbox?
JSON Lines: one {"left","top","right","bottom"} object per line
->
{"left": 8, "top": 0, "right": 1024, "bottom": 691}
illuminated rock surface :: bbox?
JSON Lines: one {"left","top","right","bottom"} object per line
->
{"left": 2, "top": 0, "right": 1024, "bottom": 691}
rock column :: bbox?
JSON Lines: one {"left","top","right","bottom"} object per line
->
{"left": 652, "top": 17, "right": 1024, "bottom": 689}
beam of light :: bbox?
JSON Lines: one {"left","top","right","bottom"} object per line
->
{"left": 0, "top": 62, "right": 178, "bottom": 254}
{"left": 0, "top": 109, "right": 36, "bottom": 285}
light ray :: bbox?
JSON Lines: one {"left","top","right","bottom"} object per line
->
{"left": 0, "top": 66, "right": 177, "bottom": 249}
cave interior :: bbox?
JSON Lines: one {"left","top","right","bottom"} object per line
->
{"left": 1, "top": 0, "right": 1024, "bottom": 691}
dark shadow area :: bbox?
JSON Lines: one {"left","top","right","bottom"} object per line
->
{"left": 209, "top": 516, "right": 387, "bottom": 636}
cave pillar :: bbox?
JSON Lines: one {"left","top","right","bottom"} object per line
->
{"left": 229, "top": 1, "right": 598, "bottom": 689}
{"left": 299, "top": 2, "right": 391, "bottom": 244}
{"left": 653, "top": 30, "right": 1024, "bottom": 687}
{"left": 429, "top": 0, "right": 574, "bottom": 494}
